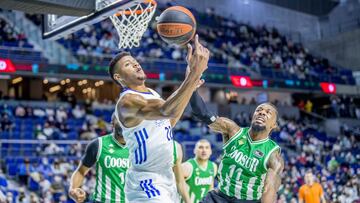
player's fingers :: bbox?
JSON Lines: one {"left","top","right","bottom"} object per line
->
{"left": 186, "top": 43, "right": 193, "bottom": 62}
{"left": 197, "top": 79, "right": 205, "bottom": 88}
{"left": 194, "top": 34, "right": 199, "bottom": 51}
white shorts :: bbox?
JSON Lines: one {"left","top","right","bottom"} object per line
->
{"left": 125, "top": 167, "right": 177, "bottom": 203}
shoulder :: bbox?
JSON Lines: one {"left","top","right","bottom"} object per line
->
{"left": 87, "top": 137, "right": 100, "bottom": 149}
{"left": 315, "top": 182, "right": 323, "bottom": 188}
{"left": 266, "top": 147, "right": 284, "bottom": 171}
{"left": 118, "top": 93, "right": 147, "bottom": 107}
{"left": 182, "top": 160, "right": 194, "bottom": 170}
{"left": 299, "top": 185, "right": 306, "bottom": 192}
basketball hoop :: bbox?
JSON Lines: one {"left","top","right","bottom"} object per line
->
{"left": 103, "top": 0, "right": 157, "bottom": 49}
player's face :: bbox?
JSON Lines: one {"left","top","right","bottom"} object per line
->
{"left": 116, "top": 55, "right": 146, "bottom": 86}
{"left": 305, "top": 173, "right": 314, "bottom": 185}
{"left": 195, "top": 142, "right": 212, "bottom": 161}
{"left": 251, "top": 104, "right": 277, "bottom": 133}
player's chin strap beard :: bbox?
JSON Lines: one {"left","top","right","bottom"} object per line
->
{"left": 250, "top": 123, "right": 266, "bottom": 133}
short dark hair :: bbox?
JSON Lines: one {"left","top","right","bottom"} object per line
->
{"left": 108, "top": 51, "right": 131, "bottom": 86}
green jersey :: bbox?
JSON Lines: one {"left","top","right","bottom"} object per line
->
{"left": 92, "top": 134, "right": 130, "bottom": 203}
{"left": 218, "top": 127, "right": 280, "bottom": 200}
{"left": 185, "top": 158, "right": 216, "bottom": 203}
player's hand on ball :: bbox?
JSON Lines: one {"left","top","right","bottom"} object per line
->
{"left": 69, "top": 188, "right": 86, "bottom": 203}
{"left": 186, "top": 34, "right": 209, "bottom": 77}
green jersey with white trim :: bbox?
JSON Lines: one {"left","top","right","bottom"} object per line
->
{"left": 218, "top": 127, "right": 280, "bottom": 200}
{"left": 185, "top": 158, "right": 216, "bottom": 203}
{"left": 92, "top": 134, "right": 130, "bottom": 203}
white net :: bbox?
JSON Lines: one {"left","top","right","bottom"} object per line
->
{"left": 104, "top": 0, "right": 157, "bottom": 49}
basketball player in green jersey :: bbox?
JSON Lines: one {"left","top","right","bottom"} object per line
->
{"left": 69, "top": 113, "right": 129, "bottom": 203}
{"left": 190, "top": 92, "right": 284, "bottom": 203}
{"left": 182, "top": 139, "right": 217, "bottom": 203}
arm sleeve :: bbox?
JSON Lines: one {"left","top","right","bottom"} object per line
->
{"left": 81, "top": 139, "right": 99, "bottom": 168}
{"left": 190, "top": 91, "right": 217, "bottom": 125}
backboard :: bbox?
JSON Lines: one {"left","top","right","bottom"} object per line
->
{"left": 42, "top": 0, "right": 141, "bottom": 40}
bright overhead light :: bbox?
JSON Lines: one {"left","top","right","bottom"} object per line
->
{"left": 49, "top": 85, "right": 61, "bottom": 93}
{"left": 12, "top": 77, "right": 23, "bottom": 84}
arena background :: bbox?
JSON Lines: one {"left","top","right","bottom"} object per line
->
{"left": 0, "top": 0, "right": 359, "bottom": 202}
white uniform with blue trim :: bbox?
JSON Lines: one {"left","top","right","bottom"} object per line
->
{"left": 115, "top": 88, "right": 177, "bottom": 203}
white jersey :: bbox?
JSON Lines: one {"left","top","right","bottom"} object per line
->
{"left": 115, "top": 88, "right": 175, "bottom": 172}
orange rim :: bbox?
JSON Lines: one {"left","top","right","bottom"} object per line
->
{"left": 115, "top": 0, "right": 156, "bottom": 16}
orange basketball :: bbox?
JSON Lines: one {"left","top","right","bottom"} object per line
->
{"left": 156, "top": 6, "right": 196, "bottom": 46}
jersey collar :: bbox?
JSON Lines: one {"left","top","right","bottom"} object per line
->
{"left": 247, "top": 131, "right": 269, "bottom": 144}
{"left": 122, "top": 87, "right": 153, "bottom": 95}
{"left": 195, "top": 158, "right": 209, "bottom": 171}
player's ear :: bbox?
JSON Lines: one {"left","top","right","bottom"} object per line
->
{"left": 114, "top": 73, "right": 125, "bottom": 86}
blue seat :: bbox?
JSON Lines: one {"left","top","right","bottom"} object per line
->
{"left": 28, "top": 177, "right": 39, "bottom": 191}
{"left": 7, "top": 164, "right": 18, "bottom": 177}
{"left": 23, "top": 132, "right": 34, "bottom": 139}
{"left": 0, "top": 176, "right": 8, "bottom": 188}
{"left": 68, "top": 131, "right": 78, "bottom": 139}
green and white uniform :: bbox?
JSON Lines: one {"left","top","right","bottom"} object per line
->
{"left": 217, "top": 127, "right": 280, "bottom": 200}
{"left": 185, "top": 158, "right": 216, "bottom": 203}
{"left": 92, "top": 134, "right": 130, "bottom": 203}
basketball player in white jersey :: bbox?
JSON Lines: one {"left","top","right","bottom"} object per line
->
{"left": 109, "top": 35, "right": 209, "bottom": 202}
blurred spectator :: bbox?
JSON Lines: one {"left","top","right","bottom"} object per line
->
{"left": 298, "top": 171, "right": 326, "bottom": 203}
{"left": 72, "top": 105, "right": 85, "bottom": 119}
{"left": 17, "top": 187, "right": 29, "bottom": 203}
{"left": 15, "top": 105, "right": 26, "bottom": 117}
{"left": 305, "top": 100, "right": 313, "bottom": 113}
{"left": 18, "top": 158, "right": 35, "bottom": 186}
{"left": 0, "top": 190, "right": 5, "bottom": 203}
{"left": 327, "top": 156, "right": 339, "bottom": 172}
{"left": 41, "top": 122, "right": 54, "bottom": 140}
{"left": 56, "top": 106, "right": 67, "bottom": 123}
{"left": 0, "top": 113, "right": 14, "bottom": 132}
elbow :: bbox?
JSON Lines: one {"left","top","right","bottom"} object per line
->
{"left": 160, "top": 107, "right": 177, "bottom": 118}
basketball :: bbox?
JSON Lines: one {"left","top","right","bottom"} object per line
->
{"left": 156, "top": 6, "right": 196, "bottom": 46}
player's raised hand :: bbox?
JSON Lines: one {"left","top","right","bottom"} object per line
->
{"left": 69, "top": 188, "right": 86, "bottom": 203}
{"left": 186, "top": 34, "right": 209, "bottom": 77}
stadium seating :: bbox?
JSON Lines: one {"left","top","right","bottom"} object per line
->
{"left": 24, "top": 4, "right": 355, "bottom": 85}
{"left": 0, "top": 17, "right": 48, "bottom": 64}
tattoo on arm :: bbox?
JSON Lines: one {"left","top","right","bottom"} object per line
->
{"left": 261, "top": 150, "right": 284, "bottom": 203}
{"left": 208, "top": 117, "right": 240, "bottom": 143}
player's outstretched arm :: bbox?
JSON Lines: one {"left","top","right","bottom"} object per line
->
{"left": 69, "top": 165, "right": 90, "bottom": 203}
{"left": 69, "top": 139, "right": 98, "bottom": 203}
{"left": 173, "top": 142, "right": 191, "bottom": 203}
{"left": 118, "top": 35, "right": 209, "bottom": 127}
{"left": 190, "top": 91, "right": 240, "bottom": 143}
{"left": 261, "top": 150, "right": 284, "bottom": 203}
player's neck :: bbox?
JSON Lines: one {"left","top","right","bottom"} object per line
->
{"left": 195, "top": 157, "right": 208, "bottom": 168}
{"left": 249, "top": 128, "right": 269, "bottom": 141}
{"left": 127, "top": 84, "right": 148, "bottom": 93}
{"left": 115, "top": 134, "right": 126, "bottom": 145}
